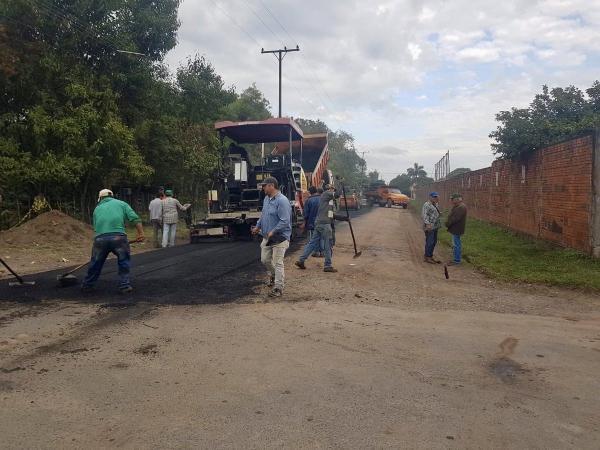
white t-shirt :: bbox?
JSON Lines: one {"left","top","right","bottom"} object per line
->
{"left": 148, "top": 197, "right": 163, "bottom": 221}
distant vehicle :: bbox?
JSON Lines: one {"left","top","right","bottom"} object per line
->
{"left": 365, "top": 185, "right": 410, "bottom": 208}
{"left": 339, "top": 191, "right": 361, "bottom": 210}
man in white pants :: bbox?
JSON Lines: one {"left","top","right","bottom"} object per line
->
{"left": 251, "top": 177, "right": 292, "bottom": 298}
{"left": 161, "top": 189, "right": 190, "bottom": 248}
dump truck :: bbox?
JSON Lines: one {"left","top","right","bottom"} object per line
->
{"left": 190, "top": 118, "right": 331, "bottom": 242}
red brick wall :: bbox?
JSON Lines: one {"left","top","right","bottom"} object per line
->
{"left": 416, "top": 134, "right": 595, "bottom": 254}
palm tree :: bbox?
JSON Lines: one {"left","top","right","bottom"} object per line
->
{"left": 406, "top": 163, "right": 427, "bottom": 183}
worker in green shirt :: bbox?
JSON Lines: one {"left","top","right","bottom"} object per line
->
{"left": 81, "top": 189, "right": 145, "bottom": 293}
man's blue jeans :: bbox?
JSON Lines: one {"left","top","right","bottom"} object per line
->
{"left": 300, "top": 223, "right": 333, "bottom": 267}
{"left": 308, "top": 229, "right": 324, "bottom": 255}
{"left": 82, "top": 233, "right": 131, "bottom": 289}
{"left": 424, "top": 229, "right": 438, "bottom": 258}
{"left": 452, "top": 234, "right": 462, "bottom": 263}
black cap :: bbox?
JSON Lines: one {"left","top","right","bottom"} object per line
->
{"left": 260, "top": 177, "right": 279, "bottom": 188}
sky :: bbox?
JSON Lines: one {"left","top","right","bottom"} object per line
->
{"left": 164, "top": 0, "right": 600, "bottom": 182}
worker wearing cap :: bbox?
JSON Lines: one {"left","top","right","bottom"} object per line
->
{"left": 422, "top": 191, "right": 442, "bottom": 264}
{"left": 161, "top": 189, "right": 190, "bottom": 248}
{"left": 445, "top": 193, "right": 467, "bottom": 265}
{"left": 252, "top": 177, "right": 292, "bottom": 298}
{"left": 82, "top": 189, "right": 144, "bottom": 293}
{"left": 295, "top": 184, "right": 340, "bottom": 272}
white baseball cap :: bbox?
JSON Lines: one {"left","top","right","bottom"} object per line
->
{"left": 98, "top": 189, "right": 113, "bottom": 202}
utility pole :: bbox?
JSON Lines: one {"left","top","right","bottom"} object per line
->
{"left": 261, "top": 45, "right": 300, "bottom": 117}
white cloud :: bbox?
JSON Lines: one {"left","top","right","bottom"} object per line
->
{"left": 407, "top": 43, "right": 422, "bottom": 61}
{"left": 165, "top": 0, "right": 600, "bottom": 176}
{"left": 455, "top": 43, "right": 500, "bottom": 62}
{"left": 418, "top": 6, "right": 436, "bottom": 22}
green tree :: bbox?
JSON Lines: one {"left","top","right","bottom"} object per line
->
{"left": 295, "top": 118, "right": 328, "bottom": 134}
{"left": 0, "top": 0, "right": 180, "bottom": 221}
{"left": 327, "top": 131, "right": 367, "bottom": 189}
{"left": 448, "top": 167, "right": 471, "bottom": 178}
{"left": 220, "top": 83, "right": 271, "bottom": 121}
{"left": 490, "top": 82, "right": 600, "bottom": 159}
{"left": 367, "top": 170, "right": 381, "bottom": 184}
{"left": 406, "top": 163, "right": 427, "bottom": 183}
{"left": 176, "top": 55, "right": 236, "bottom": 124}
{"left": 389, "top": 173, "right": 411, "bottom": 192}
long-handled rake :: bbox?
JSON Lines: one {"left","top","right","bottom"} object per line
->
{"left": 339, "top": 182, "right": 362, "bottom": 258}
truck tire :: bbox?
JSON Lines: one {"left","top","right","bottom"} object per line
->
{"left": 402, "top": 204, "right": 408, "bottom": 209}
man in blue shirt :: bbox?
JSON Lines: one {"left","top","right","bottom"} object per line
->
{"left": 252, "top": 177, "right": 292, "bottom": 298}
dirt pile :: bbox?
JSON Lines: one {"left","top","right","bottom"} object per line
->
{"left": 0, "top": 210, "right": 93, "bottom": 246}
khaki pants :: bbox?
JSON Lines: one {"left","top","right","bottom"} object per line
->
{"left": 260, "top": 238, "right": 289, "bottom": 290}
{"left": 151, "top": 219, "right": 162, "bottom": 248}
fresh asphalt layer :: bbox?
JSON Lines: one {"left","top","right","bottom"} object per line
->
{"left": 0, "top": 208, "right": 371, "bottom": 305}
{"left": 0, "top": 240, "right": 262, "bottom": 305}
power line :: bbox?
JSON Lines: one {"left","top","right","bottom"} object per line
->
{"left": 208, "top": 0, "right": 263, "bottom": 48}
{"left": 254, "top": 1, "right": 339, "bottom": 116}
{"left": 241, "top": 0, "right": 284, "bottom": 47}
{"left": 257, "top": 0, "right": 297, "bottom": 45}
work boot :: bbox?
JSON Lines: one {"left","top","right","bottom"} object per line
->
{"left": 268, "top": 288, "right": 282, "bottom": 298}
{"left": 80, "top": 285, "right": 94, "bottom": 293}
{"left": 431, "top": 257, "right": 442, "bottom": 264}
{"left": 446, "top": 261, "right": 461, "bottom": 266}
{"left": 294, "top": 261, "right": 306, "bottom": 270}
{"left": 119, "top": 286, "right": 133, "bottom": 294}
{"left": 323, "top": 266, "right": 338, "bottom": 273}
{"left": 424, "top": 257, "right": 437, "bottom": 264}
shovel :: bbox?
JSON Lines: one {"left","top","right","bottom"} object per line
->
{"left": 0, "top": 257, "right": 36, "bottom": 287}
{"left": 339, "top": 182, "right": 362, "bottom": 258}
{"left": 57, "top": 261, "right": 90, "bottom": 287}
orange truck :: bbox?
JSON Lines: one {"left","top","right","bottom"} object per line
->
{"left": 365, "top": 185, "right": 410, "bottom": 209}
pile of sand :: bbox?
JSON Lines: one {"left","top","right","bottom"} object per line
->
{"left": 0, "top": 210, "right": 94, "bottom": 247}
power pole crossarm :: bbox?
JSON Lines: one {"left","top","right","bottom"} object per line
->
{"left": 261, "top": 45, "right": 300, "bottom": 118}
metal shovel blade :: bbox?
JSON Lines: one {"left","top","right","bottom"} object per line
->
{"left": 8, "top": 280, "right": 36, "bottom": 287}
{"left": 57, "top": 273, "right": 79, "bottom": 288}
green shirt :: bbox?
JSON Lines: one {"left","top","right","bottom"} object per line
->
{"left": 93, "top": 197, "right": 141, "bottom": 237}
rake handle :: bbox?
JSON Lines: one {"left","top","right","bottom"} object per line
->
{"left": 0, "top": 257, "right": 25, "bottom": 284}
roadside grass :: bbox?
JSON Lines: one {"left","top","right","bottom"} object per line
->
{"left": 409, "top": 202, "right": 600, "bottom": 291}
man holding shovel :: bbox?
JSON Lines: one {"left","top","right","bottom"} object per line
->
{"left": 295, "top": 184, "right": 348, "bottom": 273}
{"left": 81, "top": 189, "right": 144, "bottom": 294}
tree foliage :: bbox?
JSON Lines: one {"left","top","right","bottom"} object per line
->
{"left": 490, "top": 82, "right": 600, "bottom": 159}
{"left": 0, "top": 0, "right": 276, "bottom": 226}
{"left": 390, "top": 163, "right": 433, "bottom": 193}
{"left": 447, "top": 167, "right": 471, "bottom": 178}
{"left": 388, "top": 173, "right": 411, "bottom": 192}
{"left": 294, "top": 118, "right": 367, "bottom": 190}
{"left": 0, "top": 1, "right": 370, "bottom": 228}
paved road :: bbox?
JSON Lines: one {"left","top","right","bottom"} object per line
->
{"left": 0, "top": 207, "right": 368, "bottom": 305}
{"left": 1, "top": 207, "right": 599, "bottom": 449}
{"left": 0, "top": 240, "right": 261, "bottom": 305}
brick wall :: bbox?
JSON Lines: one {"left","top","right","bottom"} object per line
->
{"left": 415, "top": 133, "right": 598, "bottom": 255}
